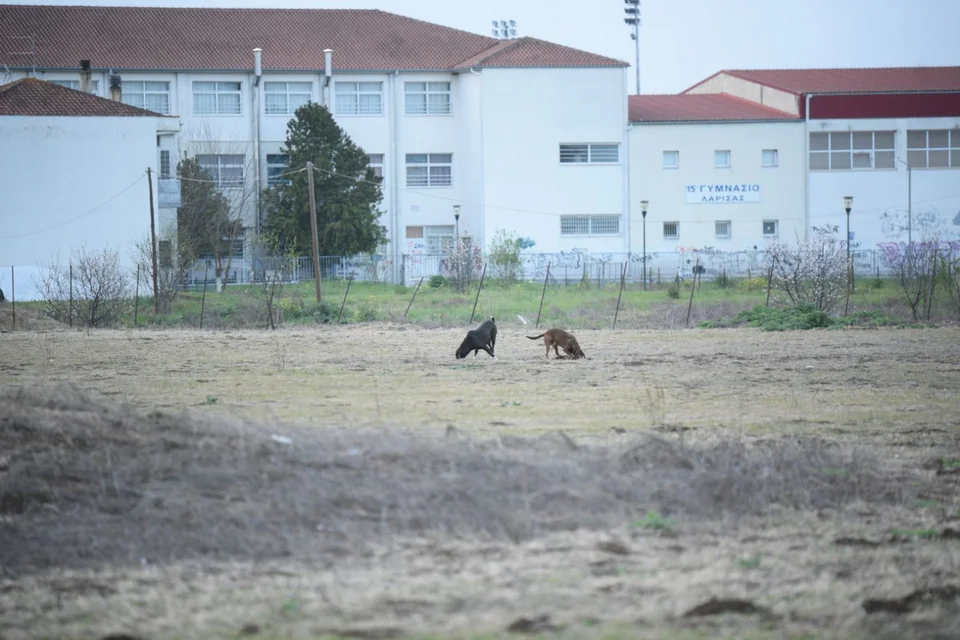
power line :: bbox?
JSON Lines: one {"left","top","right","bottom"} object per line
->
{"left": 0, "top": 173, "right": 146, "bottom": 239}
{"left": 308, "top": 164, "right": 621, "bottom": 218}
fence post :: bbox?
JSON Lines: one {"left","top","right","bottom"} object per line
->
{"left": 535, "top": 262, "right": 551, "bottom": 330}
{"left": 685, "top": 257, "right": 700, "bottom": 327}
{"left": 337, "top": 274, "right": 354, "bottom": 324}
{"left": 469, "top": 262, "right": 487, "bottom": 324}
{"left": 134, "top": 264, "right": 141, "bottom": 326}
{"left": 613, "top": 260, "right": 627, "bottom": 329}
{"left": 10, "top": 265, "right": 14, "bottom": 331}
{"left": 199, "top": 262, "right": 209, "bottom": 329}
{"left": 69, "top": 262, "right": 73, "bottom": 328}
{"left": 404, "top": 276, "right": 424, "bottom": 319}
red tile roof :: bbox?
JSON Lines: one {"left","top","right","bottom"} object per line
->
{"left": 0, "top": 4, "right": 625, "bottom": 72}
{"left": 455, "top": 37, "right": 626, "bottom": 69}
{"left": 628, "top": 93, "right": 799, "bottom": 123}
{"left": 0, "top": 77, "right": 165, "bottom": 116}
{"left": 689, "top": 67, "right": 960, "bottom": 95}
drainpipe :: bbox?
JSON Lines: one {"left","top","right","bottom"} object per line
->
{"left": 323, "top": 49, "right": 333, "bottom": 108}
{"left": 252, "top": 48, "right": 263, "bottom": 234}
{"left": 622, "top": 66, "right": 631, "bottom": 256}
{"left": 469, "top": 66, "right": 485, "bottom": 251}
{"left": 390, "top": 70, "right": 401, "bottom": 282}
{"left": 804, "top": 92, "right": 812, "bottom": 241}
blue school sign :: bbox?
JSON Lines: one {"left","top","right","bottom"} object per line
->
{"left": 686, "top": 183, "right": 761, "bottom": 204}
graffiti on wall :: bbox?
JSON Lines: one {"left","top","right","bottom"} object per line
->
{"left": 879, "top": 205, "right": 960, "bottom": 241}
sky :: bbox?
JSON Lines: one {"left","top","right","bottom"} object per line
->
{"left": 5, "top": 0, "right": 960, "bottom": 94}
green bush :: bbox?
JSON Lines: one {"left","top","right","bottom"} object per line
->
{"left": 355, "top": 303, "right": 379, "bottom": 322}
{"left": 309, "top": 301, "right": 338, "bottom": 324}
{"left": 428, "top": 275, "right": 447, "bottom": 289}
{"left": 734, "top": 304, "right": 831, "bottom": 331}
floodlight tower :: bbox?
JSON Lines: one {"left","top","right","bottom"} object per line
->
{"left": 491, "top": 19, "right": 518, "bottom": 39}
{"left": 624, "top": 0, "right": 641, "bottom": 94}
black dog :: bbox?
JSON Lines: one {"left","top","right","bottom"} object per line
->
{"left": 455, "top": 316, "right": 497, "bottom": 359}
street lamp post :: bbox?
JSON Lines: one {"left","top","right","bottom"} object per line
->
{"left": 844, "top": 195, "right": 853, "bottom": 265}
{"left": 640, "top": 200, "right": 649, "bottom": 290}
{"left": 623, "top": 0, "right": 641, "bottom": 94}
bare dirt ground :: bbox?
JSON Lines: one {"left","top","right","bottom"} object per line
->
{"left": 1, "top": 324, "right": 959, "bottom": 639}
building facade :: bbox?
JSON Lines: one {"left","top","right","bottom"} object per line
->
{"left": 683, "top": 68, "right": 960, "bottom": 266}
{"left": 2, "top": 4, "right": 959, "bottom": 286}
{"left": 0, "top": 4, "right": 629, "bottom": 284}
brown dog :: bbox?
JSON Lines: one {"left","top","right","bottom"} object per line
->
{"left": 527, "top": 328, "right": 586, "bottom": 360}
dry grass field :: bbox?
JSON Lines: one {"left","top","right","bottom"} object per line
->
{"left": 1, "top": 323, "right": 960, "bottom": 639}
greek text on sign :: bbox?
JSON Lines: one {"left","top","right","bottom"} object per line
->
{"left": 686, "top": 183, "right": 761, "bottom": 204}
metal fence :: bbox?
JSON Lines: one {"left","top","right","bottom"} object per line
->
{"left": 183, "top": 246, "right": 960, "bottom": 288}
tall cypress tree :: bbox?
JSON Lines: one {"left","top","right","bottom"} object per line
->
{"left": 263, "top": 103, "right": 386, "bottom": 256}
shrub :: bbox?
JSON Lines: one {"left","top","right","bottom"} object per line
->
{"left": 487, "top": 228, "right": 524, "bottom": 284}
{"left": 428, "top": 275, "right": 447, "bottom": 289}
{"left": 355, "top": 303, "right": 379, "bottom": 322}
{"left": 34, "top": 246, "right": 132, "bottom": 327}
{"left": 765, "top": 225, "right": 848, "bottom": 313}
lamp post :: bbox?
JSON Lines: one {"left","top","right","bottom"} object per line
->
{"left": 640, "top": 200, "right": 649, "bottom": 290}
{"left": 623, "top": 0, "right": 641, "bottom": 94}
{"left": 844, "top": 195, "right": 853, "bottom": 265}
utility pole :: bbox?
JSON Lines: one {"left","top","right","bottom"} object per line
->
{"left": 146, "top": 167, "right": 159, "bottom": 314}
{"left": 306, "top": 161, "right": 322, "bottom": 303}
{"left": 624, "top": 0, "right": 641, "bottom": 94}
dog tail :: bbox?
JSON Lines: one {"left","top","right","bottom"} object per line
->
{"left": 526, "top": 333, "right": 546, "bottom": 340}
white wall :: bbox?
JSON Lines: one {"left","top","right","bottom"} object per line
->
{"left": 479, "top": 67, "right": 628, "bottom": 255}
{"left": 0, "top": 115, "right": 162, "bottom": 301}
{"left": 808, "top": 116, "right": 960, "bottom": 262}
{"left": 685, "top": 73, "right": 799, "bottom": 115}
{"left": 629, "top": 120, "right": 806, "bottom": 255}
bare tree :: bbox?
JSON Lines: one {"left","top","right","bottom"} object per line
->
{"left": 445, "top": 236, "right": 483, "bottom": 294}
{"left": 946, "top": 253, "right": 960, "bottom": 322}
{"left": 34, "top": 246, "right": 132, "bottom": 327}
{"left": 178, "top": 124, "right": 259, "bottom": 292}
{"left": 888, "top": 234, "right": 942, "bottom": 321}
{"left": 249, "top": 233, "right": 298, "bottom": 330}
{"left": 764, "top": 225, "right": 848, "bottom": 314}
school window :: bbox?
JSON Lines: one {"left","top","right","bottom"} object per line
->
{"left": 334, "top": 81, "right": 383, "bottom": 116}
{"left": 559, "top": 143, "right": 620, "bottom": 164}
{"left": 264, "top": 82, "right": 312, "bottom": 115}
{"left": 404, "top": 81, "right": 452, "bottom": 115}
{"left": 405, "top": 153, "right": 452, "bottom": 187}
{"left": 159, "top": 150, "right": 171, "bottom": 179}
{"left": 762, "top": 149, "right": 779, "bottom": 167}
{"left": 193, "top": 81, "right": 242, "bottom": 115}
{"left": 266, "top": 154, "right": 289, "bottom": 186}
{"left": 196, "top": 154, "right": 245, "bottom": 189}
{"left": 559, "top": 215, "right": 620, "bottom": 236}
{"left": 809, "top": 131, "right": 895, "bottom": 170}
{"left": 50, "top": 79, "right": 100, "bottom": 93}
{"left": 763, "top": 220, "right": 779, "bottom": 237}
{"left": 367, "top": 154, "right": 384, "bottom": 180}
{"left": 122, "top": 81, "right": 170, "bottom": 114}
{"left": 714, "top": 150, "right": 731, "bottom": 168}
{"left": 406, "top": 225, "right": 454, "bottom": 254}
{"left": 662, "top": 150, "right": 679, "bottom": 169}
{"left": 907, "top": 130, "right": 960, "bottom": 169}
{"left": 715, "top": 220, "right": 731, "bottom": 239}
{"left": 663, "top": 221, "right": 679, "bottom": 240}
